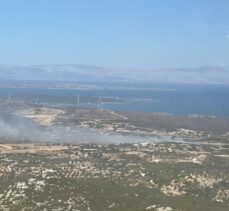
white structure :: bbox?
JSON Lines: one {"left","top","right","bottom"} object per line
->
{"left": 77, "top": 95, "right": 80, "bottom": 107}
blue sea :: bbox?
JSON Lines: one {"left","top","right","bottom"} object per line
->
{"left": 0, "top": 82, "right": 229, "bottom": 117}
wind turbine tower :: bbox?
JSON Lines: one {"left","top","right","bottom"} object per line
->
{"left": 97, "top": 96, "right": 101, "bottom": 109}
{"left": 8, "top": 91, "right": 11, "bottom": 103}
{"left": 77, "top": 95, "right": 80, "bottom": 107}
{"left": 100, "top": 102, "right": 104, "bottom": 111}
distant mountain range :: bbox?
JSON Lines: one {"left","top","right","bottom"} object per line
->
{"left": 0, "top": 64, "right": 229, "bottom": 84}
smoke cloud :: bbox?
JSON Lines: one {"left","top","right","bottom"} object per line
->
{"left": 0, "top": 112, "right": 149, "bottom": 144}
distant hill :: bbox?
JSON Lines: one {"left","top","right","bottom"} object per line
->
{"left": 0, "top": 64, "right": 229, "bottom": 84}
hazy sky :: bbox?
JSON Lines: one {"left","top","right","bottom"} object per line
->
{"left": 0, "top": 0, "right": 228, "bottom": 69}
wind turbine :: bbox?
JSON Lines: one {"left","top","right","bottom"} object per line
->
{"left": 97, "top": 96, "right": 101, "bottom": 109}
{"left": 77, "top": 95, "right": 80, "bottom": 107}
{"left": 7, "top": 91, "right": 11, "bottom": 103}
{"left": 35, "top": 98, "right": 39, "bottom": 105}
{"left": 100, "top": 102, "right": 104, "bottom": 111}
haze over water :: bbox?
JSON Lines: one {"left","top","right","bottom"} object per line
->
{"left": 1, "top": 83, "right": 229, "bottom": 117}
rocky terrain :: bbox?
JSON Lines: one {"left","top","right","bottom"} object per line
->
{"left": 19, "top": 106, "right": 229, "bottom": 144}
{"left": 0, "top": 102, "right": 228, "bottom": 210}
{"left": 0, "top": 142, "right": 228, "bottom": 211}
